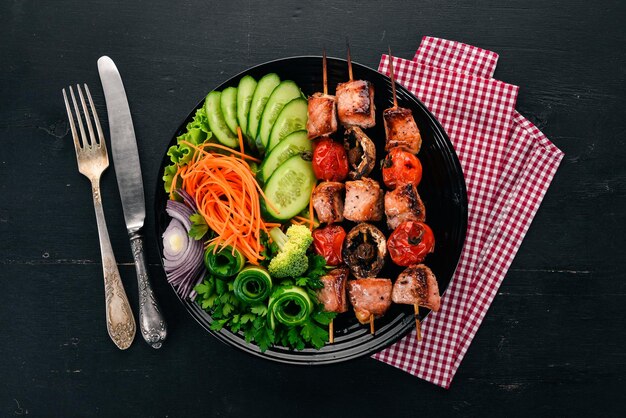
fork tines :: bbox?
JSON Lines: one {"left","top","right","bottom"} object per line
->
{"left": 62, "top": 84, "right": 105, "bottom": 150}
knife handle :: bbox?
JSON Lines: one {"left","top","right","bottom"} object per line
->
{"left": 130, "top": 231, "right": 167, "bottom": 349}
{"left": 92, "top": 180, "right": 136, "bottom": 350}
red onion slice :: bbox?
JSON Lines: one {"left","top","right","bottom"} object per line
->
{"left": 162, "top": 199, "right": 206, "bottom": 298}
{"left": 174, "top": 188, "right": 198, "bottom": 212}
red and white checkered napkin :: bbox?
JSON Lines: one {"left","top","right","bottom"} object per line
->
{"left": 372, "top": 37, "right": 564, "bottom": 388}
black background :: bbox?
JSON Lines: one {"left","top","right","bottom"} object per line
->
{"left": 1, "top": 1, "right": 625, "bottom": 416}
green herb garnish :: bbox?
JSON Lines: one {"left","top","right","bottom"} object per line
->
{"left": 194, "top": 251, "right": 336, "bottom": 352}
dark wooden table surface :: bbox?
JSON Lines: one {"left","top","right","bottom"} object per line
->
{"left": 1, "top": 0, "right": 625, "bottom": 416}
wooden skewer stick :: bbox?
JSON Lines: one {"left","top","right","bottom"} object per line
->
{"left": 329, "top": 319, "right": 334, "bottom": 343}
{"left": 388, "top": 46, "right": 398, "bottom": 109}
{"left": 346, "top": 40, "right": 353, "bottom": 81}
{"left": 360, "top": 231, "right": 375, "bottom": 336}
{"left": 323, "top": 48, "right": 328, "bottom": 96}
{"left": 414, "top": 304, "right": 422, "bottom": 341}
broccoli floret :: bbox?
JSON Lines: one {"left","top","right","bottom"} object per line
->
{"left": 267, "top": 225, "right": 313, "bottom": 278}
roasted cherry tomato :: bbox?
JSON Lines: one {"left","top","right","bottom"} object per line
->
{"left": 312, "top": 225, "right": 346, "bottom": 266}
{"left": 381, "top": 147, "right": 422, "bottom": 189}
{"left": 387, "top": 221, "right": 434, "bottom": 266}
{"left": 312, "top": 137, "right": 349, "bottom": 181}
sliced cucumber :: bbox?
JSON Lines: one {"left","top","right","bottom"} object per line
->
{"left": 236, "top": 75, "right": 257, "bottom": 143}
{"left": 258, "top": 130, "right": 311, "bottom": 183}
{"left": 247, "top": 73, "right": 280, "bottom": 148}
{"left": 220, "top": 86, "right": 238, "bottom": 135}
{"left": 257, "top": 81, "right": 302, "bottom": 152}
{"left": 267, "top": 98, "right": 308, "bottom": 153}
{"left": 205, "top": 91, "right": 238, "bottom": 148}
{"left": 262, "top": 154, "right": 316, "bottom": 221}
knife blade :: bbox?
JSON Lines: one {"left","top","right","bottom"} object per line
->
{"left": 98, "top": 56, "right": 167, "bottom": 349}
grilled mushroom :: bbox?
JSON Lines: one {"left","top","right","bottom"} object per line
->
{"left": 342, "top": 223, "right": 387, "bottom": 278}
{"left": 344, "top": 126, "right": 376, "bottom": 180}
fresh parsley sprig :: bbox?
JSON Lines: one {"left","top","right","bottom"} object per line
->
{"left": 188, "top": 213, "right": 209, "bottom": 240}
{"left": 193, "top": 252, "right": 336, "bottom": 352}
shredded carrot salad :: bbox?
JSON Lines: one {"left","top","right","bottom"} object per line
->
{"left": 169, "top": 136, "right": 280, "bottom": 265}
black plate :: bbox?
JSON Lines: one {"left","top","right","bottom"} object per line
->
{"left": 155, "top": 56, "right": 467, "bottom": 365}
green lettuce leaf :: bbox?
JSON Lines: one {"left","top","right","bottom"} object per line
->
{"left": 164, "top": 106, "right": 215, "bottom": 193}
{"left": 162, "top": 164, "right": 179, "bottom": 193}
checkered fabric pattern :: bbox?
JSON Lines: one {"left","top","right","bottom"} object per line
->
{"left": 372, "top": 37, "right": 564, "bottom": 388}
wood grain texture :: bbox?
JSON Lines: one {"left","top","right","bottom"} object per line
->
{"left": 1, "top": 0, "right": 625, "bottom": 416}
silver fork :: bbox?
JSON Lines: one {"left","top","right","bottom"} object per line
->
{"left": 62, "top": 84, "right": 136, "bottom": 350}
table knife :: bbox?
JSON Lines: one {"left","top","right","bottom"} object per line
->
{"left": 98, "top": 56, "right": 167, "bottom": 349}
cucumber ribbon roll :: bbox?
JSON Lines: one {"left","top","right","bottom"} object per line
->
{"left": 233, "top": 266, "right": 273, "bottom": 304}
{"left": 204, "top": 245, "right": 245, "bottom": 278}
{"left": 268, "top": 285, "right": 313, "bottom": 329}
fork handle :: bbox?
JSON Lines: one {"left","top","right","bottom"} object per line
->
{"left": 91, "top": 180, "right": 136, "bottom": 349}
{"left": 129, "top": 231, "right": 167, "bottom": 349}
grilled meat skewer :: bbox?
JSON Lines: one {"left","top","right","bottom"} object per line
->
{"left": 384, "top": 107, "right": 422, "bottom": 154}
{"left": 343, "top": 178, "right": 383, "bottom": 222}
{"left": 307, "top": 49, "right": 337, "bottom": 139}
{"left": 392, "top": 264, "right": 440, "bottom": 341}
{"left": 384, "top": 183, "right": 426, "bottom": 230}
{"left": 383, "top": 48, "right": 422, "bottom": 154}
{"left": 391, "top": 264, "right": 441, "bottom": 312}
{"left": 336, "top": 43, "right": 376, "bottom": 129}
{"left": 312, "top": 181, "right": 345, "bottom": 224}
{"left": 317, "top": 267, "right": 350, "bottom": 314}
{"left": 337, "top": 80, "right": 376, "bottom": 129}
{"left": 307, "top": 93, "right": 337, "bottom": 139}
{"left": 318, "top": 267, "right": 350, "bottom": 344}
{"left": 347, "top": 278, "right": 393, "bottom": 326}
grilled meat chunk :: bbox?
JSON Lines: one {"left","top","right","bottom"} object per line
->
{"left": 342, "top": 223, "right": 387, "bottom": 279}
{"left": 344, "top": 126, "right": 376, "bottom": 180}
{"left": 307, "top": 93, "right": 337, "bottom": 139}
{"left": 348, "top": 278, "right": 393, "bottom": 324}
{"left": 391, "top": 264, "right": 440, "bottom": 312}
{"left": 343, "top": 178, "right": 383, "bottom": 222}
{"left": 384, "top": 106, "right": 422, "bottom": 154}
{"left": 317, "top": 267, "right": 349, "bottom": 313}
{"left": 312, "top": 181, "right": 345, "bottom": 224}
{"left": 336, "top": 80, "right": 375, "bottom": 129}
{"left": 384, "top": 184, "right": 426, "bottom": 230}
